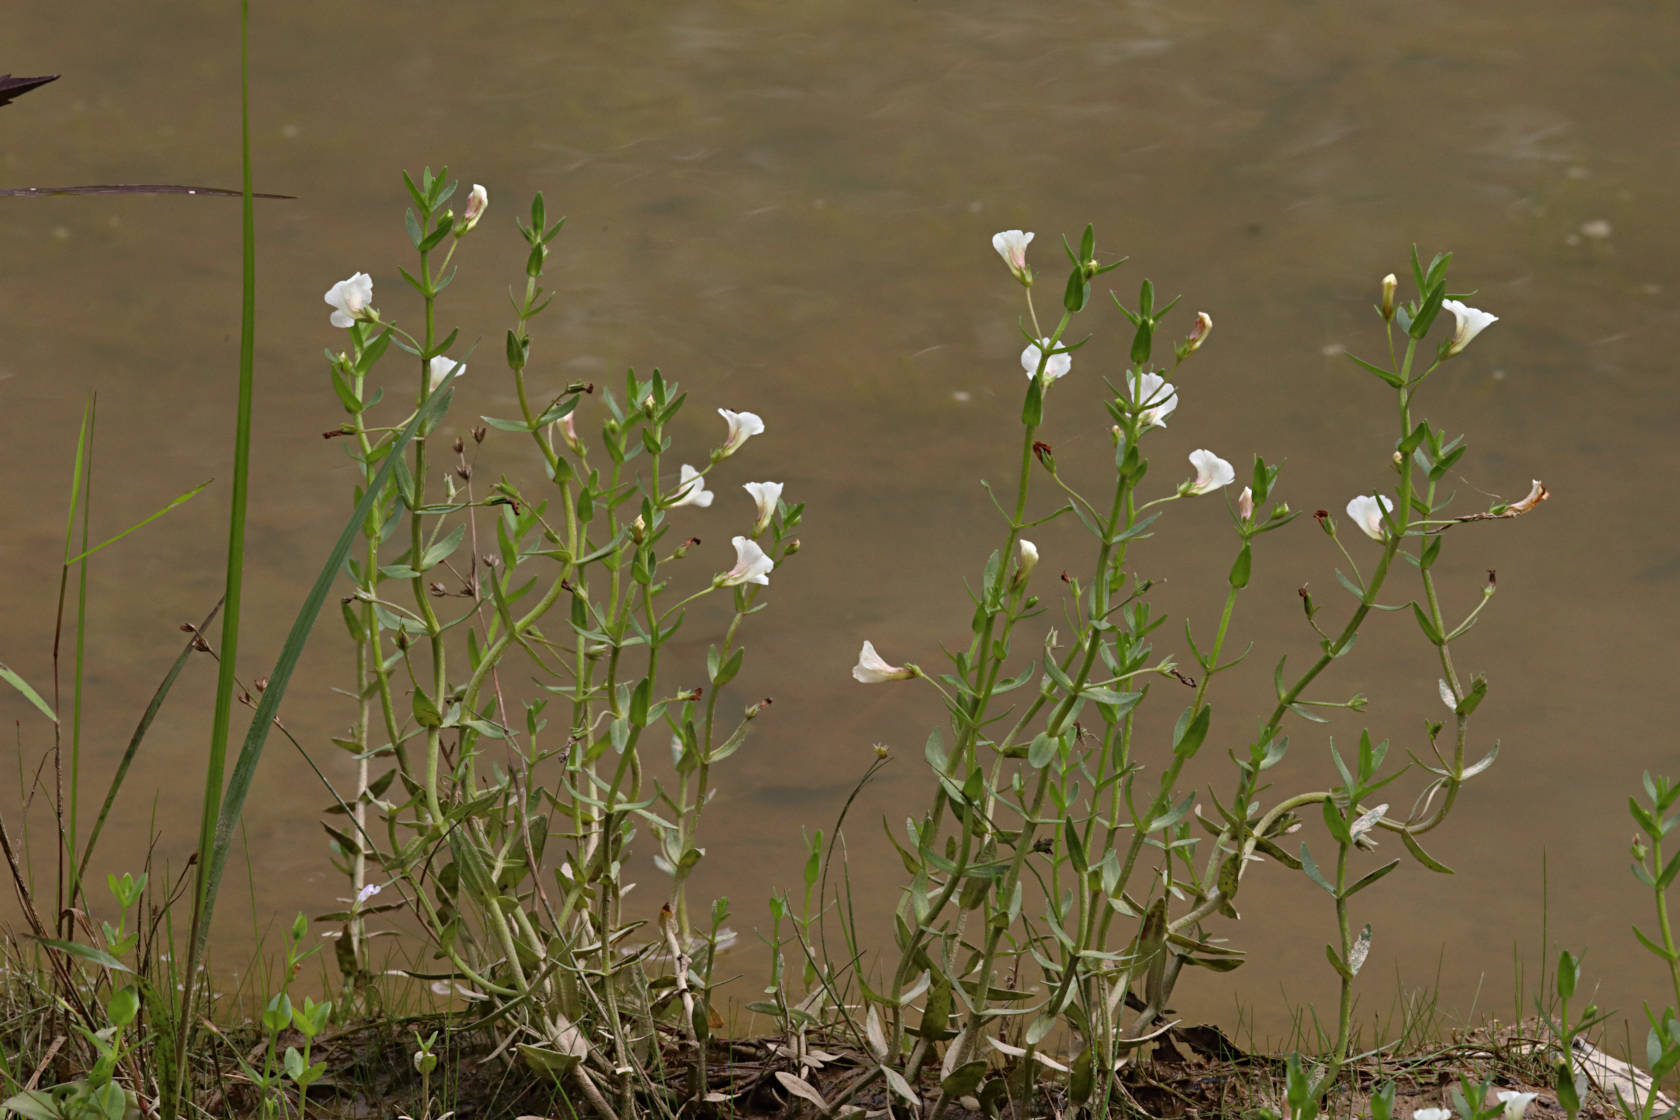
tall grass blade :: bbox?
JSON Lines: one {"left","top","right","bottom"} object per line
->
{"left": 199, "top": 382, "right": 455, "bottom": 948}
{"left": 168, "top": 2, "right": 256, "bottom": 1109}
{"left": 62, "top": 479, "right": 214, "bottom": 565}
{"left": 50, "top": 393, "right": 94, "bottom": 931}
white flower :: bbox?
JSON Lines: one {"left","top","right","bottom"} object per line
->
{"left": 1016, "top": 539, "right": 1038, "bottom": 583}
{"left": 717, "top": 408, "right": 765, "bottom": 456}
{"left": 1185, "top": 449, "right": 1236, "bottom": 495}
{"left": 1130, "top": 370, "right": 1178, "bottom": 428}
{"left": 324, "top": 272, "right": 373, "bottom": 328}
{"left": 1237, "top": 486, "right": 1254, "bottom": 521}
{"left": 428, "top": 355, "right": 464, "bottom": 391}
{"left": 1441, "top": 299, "right": 1498, "bottom": 355}
{"left": 743, "top": 481, "right": 783, "bottom": 534}
{"left": 553, "top": 411, "right": 582, "bottom": 454}
{"left": 1183, "top": 311, "right": 1213, "bottom": 354}
{"left": 1414, "top": 1109, "right": 1454, "bottom": 1120}
{"left": 1346, "top": 494, "right": 1394, "bottom": 540}
{"left": 1021, "top": 338, "right": 1071, "bottom": 383}
{"left": 355, "top": 882, "right": 384, "bottom": 905}
{"left": 991, "top": 229, "right": 1034, "bottom": 282}
{"left": 1496, "top": 1091, "right": 1538, "bottom": 1120}
{"left": 719, "top": 535, "right": 773, "bottom": 586}
{"left": 461, "top": 183, "right": 488, "bottom": 231}
{"left": 853, "top": 641, "right": 913, "bottom": 683}
{"left": 669, "top": 464, "right": 714, "bottom": 508}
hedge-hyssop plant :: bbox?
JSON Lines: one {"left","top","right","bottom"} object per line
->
{"left": 316, "top": 171, "right": 1543, "bottom": 1117}
{"left": 780, "top": 230, "right": 1544, "bottom": 1118}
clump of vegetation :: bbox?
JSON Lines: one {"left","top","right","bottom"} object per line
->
{"left": 1, "top": 17, "right": 1677, "bottom": 1120}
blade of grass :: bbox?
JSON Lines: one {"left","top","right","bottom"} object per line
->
{"left": 0, "top": 664, "right": 55, "bottom": 724}
{"left": 62, "top": 479, "right": 214, "bottom": 565}
{"left": 168, "top": 3, "right": 257, "bottom": 1108}
{"left": 71, "top": 599, "right": 224, "bottom": 905}
{"left": 49, "top": 393, "right": 93, "bottom": 935}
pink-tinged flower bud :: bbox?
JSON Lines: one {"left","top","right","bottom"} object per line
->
{"left": 1379, "top": 273, "right": 1397, "bottom": 321}
{"left": 1507, "top": 479, "right": 1548, "bottom": 514}
{"left": 991, "top": 229, "right": 1034, "bottom": 286}
{"left": 1183, "top": 311, "right": 1213, "bottom": 354}
{"left": 554, "top": 412, "right": 582, "bottom": 454}
{"left": 460, "top": 183, "right": 488, "bottom": 232}
{"left": 1441, "top": 299, "right": 1498, "bottom": 355}
{"left": 743, "top": 481, "right": 784, "bottom": 535}
{"left": 1012, "top": 539, "right": 1039, "bottom": 587}
{"left": 852, "top": 641, "right": 914, "bottom": 683}
{"left": 1237, "top": 486, "right": 1254, "bottom": 522}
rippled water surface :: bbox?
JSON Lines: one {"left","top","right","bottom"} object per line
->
{"left": 4, "top": 1, "right": 1678, "bottom": 1038}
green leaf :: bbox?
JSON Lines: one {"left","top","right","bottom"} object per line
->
{"left": 1063, "top": 267, "right": 1087, "bottom": 313}
{"left": 412, "top": 690, "right": 443, "bottom": 729}
{"left": 1409, "top": 279, "right": 1446, "bottom": 340}
{"left": 1344, "top": 351, "right": 1405, "bottom": 388}
{"left": 107, "top": 985, "right": 139, "bottom": 1027}
{"left": 1299, "top": 843, "right": 1336, "bottom": 896}
{"left": 1022, "top": 369, "right": 1044, "bottom": 427}
{"left": 1228, "top": 543, "right": 1252, "bottom": 589}
{"left": 1402, "top": 829, "right": 1455, "bottom": 874}
{"left": 1172, "top": 704, "right": 1211, "bottom": 760}
{"left": 0, "top": 661, "right": 57, "bottom": 724}
{"left": 1344, "top": 858, "right": 1401, "bottom": 897}
{"left": 420, "top": 524, "right": 466, "bottom": 571}
{"left": 709, "top": 646, "right": 745, "bottom": 688}
{"left": 480, "top": 414, "right": 538, "bottom": 433}
{"left": 34, "top": 937, "right": 132, "bottom": 973}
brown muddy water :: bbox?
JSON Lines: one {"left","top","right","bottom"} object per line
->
{"left": 3, "top": 1, "right": 1678, "bottom": 1043}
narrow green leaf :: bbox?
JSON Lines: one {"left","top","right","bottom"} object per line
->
{"left": 34, "top": 937, "right": 132, "bottom": 973}
{"left": 0, "top": 662, "right": 56, "bottom": 724}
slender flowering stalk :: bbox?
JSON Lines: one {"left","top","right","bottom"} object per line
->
{"left": 853, "top": 641, "right": 915, "bottom": 683}
{"left": 324, "top": 272, "right": 373, "bottom": 328}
